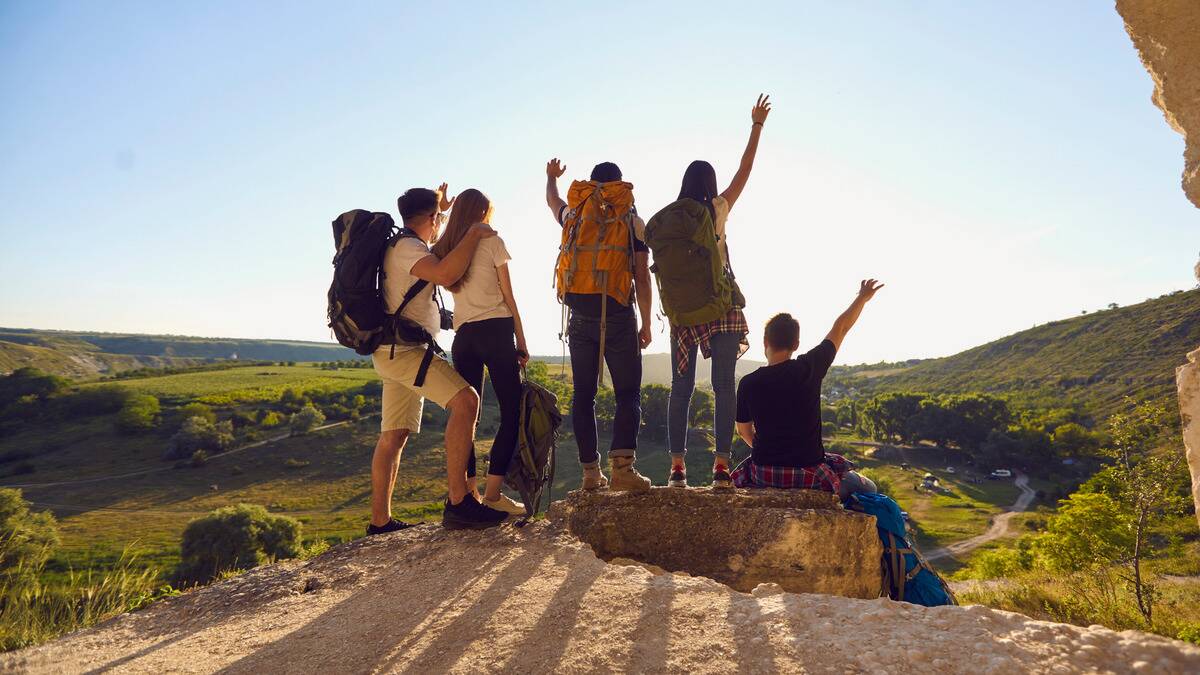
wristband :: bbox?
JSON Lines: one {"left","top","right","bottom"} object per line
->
{"left": 752, "top": 122, "right": 763, "bottom": 127}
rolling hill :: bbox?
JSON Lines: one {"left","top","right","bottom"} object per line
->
{"left": 0, "top": 328, "right": 358, "bottom": 379}
{"left": 825, "top": 288, "right": 1200, "bottom": 417}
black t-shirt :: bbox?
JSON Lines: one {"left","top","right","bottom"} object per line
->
{"left": 735, "top": 339, "right": 837, "bottom": 467}
{"left": 558, "top": 204, "right": 647, "bottom": 319}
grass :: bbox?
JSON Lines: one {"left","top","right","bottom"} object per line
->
{"left": 78, "top": 364, "right": 377, "bottom": 405}
{"left": 0, "top": 552, "right": 175, "bottom": 651}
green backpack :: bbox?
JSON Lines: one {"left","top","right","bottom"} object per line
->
{"left": 505, "top": 370, "right": 562, "bottom": 523}
{"left": 645, "top": 198, "right": 745, "bottom": 327}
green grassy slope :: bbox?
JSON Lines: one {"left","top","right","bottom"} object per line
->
{"left": 826, "top": 288, "right": 1200, "bottom": 416}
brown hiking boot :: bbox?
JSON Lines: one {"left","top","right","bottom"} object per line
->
{"left": 610, "top": 455, "right": 652, "bottom": 492}
{"left": 582, "top": 464, "right": 609, "bottom": 490}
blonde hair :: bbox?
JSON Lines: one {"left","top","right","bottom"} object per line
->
{"left": 430, "top": 188, "right": 492, "bottom": 293}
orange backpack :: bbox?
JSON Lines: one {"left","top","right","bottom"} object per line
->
{"left": 554, "top": 180, "right": 637, "bottom": 306}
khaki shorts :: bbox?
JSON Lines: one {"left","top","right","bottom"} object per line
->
{"left": 372, "top": 347, "right": 469, "bottom": 432}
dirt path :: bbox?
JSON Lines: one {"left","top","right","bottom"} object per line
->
{"left": 925, "top": 473, "right": 1035, "bottom": 562}
{"left": 5, "top": 523, "right": 1198, "bottom": 674}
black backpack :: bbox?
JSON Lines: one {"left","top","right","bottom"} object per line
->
{"left": 326, "top": 209, "right": 447, "bottom": 386}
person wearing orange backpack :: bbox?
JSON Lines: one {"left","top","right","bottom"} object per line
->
{"left": 546, "top": 159, "right": 653, "bottom": 491}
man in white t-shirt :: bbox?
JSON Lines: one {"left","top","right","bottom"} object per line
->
{"left": 367, "top": 185, "right": 508, "bottom": 533}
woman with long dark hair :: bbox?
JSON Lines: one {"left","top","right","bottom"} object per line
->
{"left": 666, "top": 94, "right": 771, "bottom": 489}
{"left": 431, "top": 189, "right": 529, "bottom": 514}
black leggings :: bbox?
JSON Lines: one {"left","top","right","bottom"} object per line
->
{"left": 451, "top": 316, "right": 522, "bottom": 478}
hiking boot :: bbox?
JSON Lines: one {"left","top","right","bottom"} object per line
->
{"left": 667, "top": 464, "right": 688, "bottom": 488}
{"left": 442, "top": 495, "right": 508, "bottom": 530}
{"left": 609, "top": 456, "right": 652, "bottom": 492}
{"left": 365, "top": 518, "right": 414, "bottom": 536}
{"left": 582, "top": 464, "right": 610, "bottom": 491}
{"left": 712, "top": 462, "right": 733, "bottom": 490}
{"left": 483, "top": 493, "right": 527, "bottom": 516}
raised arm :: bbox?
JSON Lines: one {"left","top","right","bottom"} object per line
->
{"left": 546, "top": 158, "right": 568, "bottom": 222}
{"left": 719, "top": 94, "right": 772, "bottom": 210}
{"left": 824, "top": 279, "right": 884, "bottom": 350}
{"left": 410, "top": 224, "right": 496, "bottom": 286}
{"left": 496, "top": 263, "right": 529, "bottom": 367}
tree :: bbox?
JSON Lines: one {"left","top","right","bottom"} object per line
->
{"left": 858, "top": 392, "right": 925, "bottom": 444}
{"left": 179, "top": 402, "right": 216, "bottom": 425}
{"left": 0, "top": 368, "right": 68, "bottom": 411}
{"left": 1032, "top": 491, "right": 1132, "bottom": 572}
{"left": 172, "top": 504, "right": 302, "bottom": 586}
{"left": 1095, "top": 400, "right": 1190, "bottom": 624}
{"left": 594, "top": 386, "right": 616, "bottom": 428}
{"left": 0, "top": 488, "right": 59, "bottom": 580}
{"left": 1051, "top": 422, "right": 1100, "bottom": 457}
{"left": 116, "top": 394, "right": 161, "bottom": 433}
{"left": 165, "top": 417, "right": 234, "bottom": 460}
{"left": 640, "top": 384, "right": 671, "bottom": 440}
{"left": 289, "top": 405, "right": 325, "bottom": 435}
{"left": 689, "top": 388, "right": 715, "bottom": 429}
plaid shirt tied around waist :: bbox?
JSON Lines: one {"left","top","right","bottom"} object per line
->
{"left": 730, "top": 452, "right": 855, "bottom": 493}
{"left": 671, "top": 307, "right": 749, "bottom": 375}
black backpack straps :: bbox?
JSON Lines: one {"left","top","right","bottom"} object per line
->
{"left": 396, "top": 279, "right": 429, "bottom": 317}
{"left": 412, "top": 344, "right": 436, "bottom": 387}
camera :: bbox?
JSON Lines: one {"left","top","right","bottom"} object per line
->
{"left": 434, "top": 288, "right": 454, "bottom": 331}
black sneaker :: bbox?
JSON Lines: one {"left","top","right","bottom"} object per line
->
{"left": 442, "top": 495, "right": 508, "bottom": 530}
{"left": 366, "top": 519, "right": 414, "bottom": 536}
{"left": 667, "top": 466, "right": 688, "bottom": 488}
{"left": 712, "top": 466, "right": 733, "bottom": 489}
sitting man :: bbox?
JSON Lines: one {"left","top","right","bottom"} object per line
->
{"left": 731, "top": 280, "right": 884, "bottom": 497}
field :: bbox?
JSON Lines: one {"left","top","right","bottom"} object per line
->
{"left": 79, "top": 364, "right": 377, "bottom": 405}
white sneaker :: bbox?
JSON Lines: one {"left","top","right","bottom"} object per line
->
{"left": 483, "top": 494, "right": 527, "bottom": 515}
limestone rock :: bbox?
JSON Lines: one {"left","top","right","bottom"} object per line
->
{"left": 547, "top": 486, "right": 884, "bottom": 599}
{"left": 1179, "top": 348, "right": 1200, "bottom": 528}
{"left": 1117, "top": 0, "right": 1200, "bottom": 209}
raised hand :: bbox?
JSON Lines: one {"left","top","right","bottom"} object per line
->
{"left": 858, "top": 279, "right": 885, "bottom": 301}
{"left": 546, "top": 158, "right": 567, "bottom": 178}
{"left": 436, "top": 182, "right": 455, "bottom": 212}
{"left": 751, "top": 94, "right": 771, "bottom": 126}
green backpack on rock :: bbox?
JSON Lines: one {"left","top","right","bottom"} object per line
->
{"left": 505, "top": 370, "right": 562, "bottom": 523}
{"left": 645, "top": 198, "right": 744, "bottom": 327}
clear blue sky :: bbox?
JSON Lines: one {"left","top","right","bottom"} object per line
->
{"left": 1, "top": 1, "right": 1194, "bottom": 365}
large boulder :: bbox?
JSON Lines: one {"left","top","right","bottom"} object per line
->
{"left": 1117, "top": 0, "right": 1200, "bottom": 529}
{"left": 548, "top": 486, "right": 883, "bottom": 599}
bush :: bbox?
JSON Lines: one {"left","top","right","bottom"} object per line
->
{"left": 283, "top": 458, "right": 310, "bottom": 469}
{"left": 289, "top": 406, "right": 325, "bottom": 435}
{"left": 229, "top": 410, "right": 257, "bottom": 429}
{"left": 0, "top": 368, "right": 69, "bottom": 412}
{"left": 116, "top": 394, "right": 160, "bottom": 433}
{"left": 857, "top": 468, "right": 893, "bottom": 497}
{"left": 190, "top": 450, "right": 209, "bottom": 468}
{"left": 62, "top": 385, "right": 131, "bottom": 417}
{"left": 0, "top": 488, "right": 60, "bottom": 580}
{"left": 164, "top": 417, "right": 234, "bottom": 460}
{"left": 178, "top": 402, "right": 216, "bottom": 425}
{"left": 258, "top": 410, "right": 283, "bottom": 428}
{"left": 172, "top": 504, "right": 302, "bottom": 586}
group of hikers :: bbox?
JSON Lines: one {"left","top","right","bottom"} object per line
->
{"left": 328, "top": 95, "right": 885, "bottom": 533}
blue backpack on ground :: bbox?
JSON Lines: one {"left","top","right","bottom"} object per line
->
{"left": 845, "top": 492, "right": 957, "bottom": 607}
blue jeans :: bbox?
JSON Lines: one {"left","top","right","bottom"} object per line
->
{"left": 668, "top": 331, "right": 741, "bottom": 459}
{"left": 567, "top": 312, "right": 641, "bottom": 465}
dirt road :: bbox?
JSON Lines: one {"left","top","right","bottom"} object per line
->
{"left": 925, "top": 473, "right": 1036, "bottom": 562}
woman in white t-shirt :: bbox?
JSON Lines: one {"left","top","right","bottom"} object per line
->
{"left": 431, "top": 189, "right": 529, "bottom": 515}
